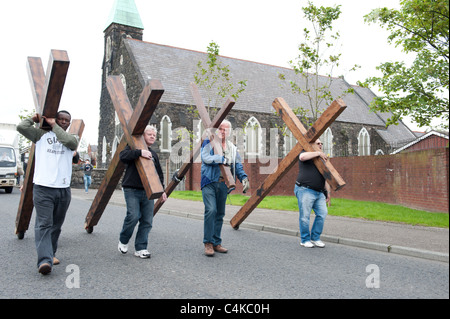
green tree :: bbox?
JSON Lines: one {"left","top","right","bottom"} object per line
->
{"left": 279, "top": 1, "right": 358, "bottom": 126}
{"left": 193, "top": 41, "right": 247, "bottom": 116}
{"left": 361, "top": 0, "right": 449, "bottom": 129}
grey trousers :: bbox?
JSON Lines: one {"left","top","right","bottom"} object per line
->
{"left": 33, "top": 185, "right": 71, "bottom": 268}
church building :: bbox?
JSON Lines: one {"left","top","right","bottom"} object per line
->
{"left": 97, "top": 0, "right": 417, "bottom": 185}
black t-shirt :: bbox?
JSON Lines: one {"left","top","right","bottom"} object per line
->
{"left": 296, "top": 151, "right": 325, "bottom": 191}
{"left": 120, "top": 145, "right": 164, "bottom": 189}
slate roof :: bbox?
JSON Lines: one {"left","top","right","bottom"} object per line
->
{"left": 124, "top": 38, "right": 416, "bottom": 144}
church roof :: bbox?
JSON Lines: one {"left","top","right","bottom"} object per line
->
{"left": 123, "top": 38, "right": 416, "bottom": 144}
{"left": 105, "top": 0, "right": 144, "bottom": 30}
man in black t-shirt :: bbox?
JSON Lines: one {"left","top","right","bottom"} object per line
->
{"left": 294, "top": 139, "right": 330, "bottom": 248}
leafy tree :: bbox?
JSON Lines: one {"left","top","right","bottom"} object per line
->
{"left": 193, "top": 41, "right": 247, "bottom": 116}
{"left": 361, "top": 0, "right": 449, "bottom": 129}
{"left": 18, "top": 108, "right": 34, "bottom": 154}
{"left": 279, "top": 1, "right": 359, "bottom": 126}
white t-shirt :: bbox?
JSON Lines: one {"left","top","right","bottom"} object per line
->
{"left": 34, "top": 131, "right": 74, "bottom": 188}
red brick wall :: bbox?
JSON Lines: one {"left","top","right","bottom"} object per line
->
{"left": 186, "top": 148, "right": 449, "bottom": 213}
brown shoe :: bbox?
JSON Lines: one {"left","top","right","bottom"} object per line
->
{"left": 53, "top": 257, "right": 60, "bottom": 265}
{"left": 204, "top": 243, "right": 215, "bottom": 257}
{"left": 38, "top": 263, "right": 52, "bottom": 275}
{"left": 214, "top": 244, "right": 228, "bottom": 253}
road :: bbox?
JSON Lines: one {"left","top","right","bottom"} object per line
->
{"left": 0, "top": 190, "right": 448, "bottom": 302}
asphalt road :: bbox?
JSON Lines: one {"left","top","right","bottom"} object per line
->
{"left": 0, "top": 190, "right": 448, "bottom": 301}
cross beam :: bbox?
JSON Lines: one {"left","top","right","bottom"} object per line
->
{"left": 230, "top": 98, "right": 346, "bottom": 229}
{"left": 153, "top": 82, "right": 236, "bottom": 215}
{"left": 190, "top": 83, "right": 236, "bottom": 190}
{"left": 84, "top": 77, "right": 164, "bottom": 233}
{"left": 15, "top": 50, "right": 84, "bottom": 239}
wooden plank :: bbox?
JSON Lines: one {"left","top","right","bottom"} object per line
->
{"left": 26, "top": 57, "right": 45, "bottom": 113}
{"left": 40, "top": 50, "right": 70, "bottom": 129}
{"left": 305, "top": 99, "right": 347, "bottom": 141}
{"left": 153, "top": 91, "right": 236, "bottom": 215}
{"left": 69, "top": 119, "right": 85, "bottom": 137}
{"left": 272, "top": 97, "right": 346, "bottom": 191}
{"left": 189, "top": 82, "right": 236, "bottom": 190}
{"left": 15, "top": 144, "right": 36, "bottom": 236}
{"left": 85, "top": 77, "right": 165, "bottom": 231}
{"left": 132, "top": 135, "right": 164, "bottom": 199}
{"left": 230, "top": 98, "right": 347, "bottom": 229}
{"left": 230, "top": 143, "right": 303, "bottom": 229}
{"left": 128, "top": 79, "right": 165, "bottom": 136}
{"left": 84, "top": 137, "right": 127, "bottom": 230}
{"left": 106, "top": 76, "right": 164, "bottom": 199}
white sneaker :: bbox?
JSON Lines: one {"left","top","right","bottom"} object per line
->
{"left": 300, "top": 241, "right": 314, "bottom": 248}
{"left": 118, "top": 241, "right": 128, "bottom": 254}
{"left": 135, "top": 250, "right": 151, "bottom": 259}
{"left": 311, "top": 240, "right": 325, "bottom": 248}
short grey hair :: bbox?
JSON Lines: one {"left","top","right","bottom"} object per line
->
{"left": 220, "top": 119, "right": 232, "bottom": 130}
{"left": 144, "top": 125, "right": 158, "bottom": 134}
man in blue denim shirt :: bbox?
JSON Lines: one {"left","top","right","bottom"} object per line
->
{"left": 294, "top": 138, "right": 331, "bottom": 248}
{"left": 118, "top": 125, "right": 167, "bottom": 259}
{"left": 201, "top": 120, "right": 249, "bottom": 256}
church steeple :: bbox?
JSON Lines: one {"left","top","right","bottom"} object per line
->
{"left": 98, "top": 0, "right": 144, "bottom": 167}
{"left": 105, "top": 0, "right": 144, "bottom": 31}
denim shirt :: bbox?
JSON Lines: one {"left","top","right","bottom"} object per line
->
{"left": 200, "top": 138, "right": 247, "bottom": 190}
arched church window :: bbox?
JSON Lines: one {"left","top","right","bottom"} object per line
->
{"left": 322, "top": 127, "right": 333, "bottom": 157}
{"left": 245, "top": 116, "right": 261, "bottom": 157}
{"left": 160, "top": 115, "right": 172, "bottom": 152}
{"left": 358, "top": 127, "right": 370, "bottom": 156}
{"left": 283, "top": 129, "right": 295, "bottom": 156}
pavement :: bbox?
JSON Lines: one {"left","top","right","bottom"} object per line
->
{"left": 71, "top": 188, "right": 449, "bottom": 263}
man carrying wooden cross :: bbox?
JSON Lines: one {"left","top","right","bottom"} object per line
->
{"left": 201, "top": 119, "right": 250, "bottom": 256}
{"left": 17, "top": 110, "right": 79, "bottom": 275}
{"left": 295, "top": 138, "right": 331, "bottom": 248}
{"left": 118, "top": 125, "right": 167, "bottom": 259}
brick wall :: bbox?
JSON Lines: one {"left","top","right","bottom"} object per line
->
{"left": 185, "top": 148, "right": 449, "bottom": 213}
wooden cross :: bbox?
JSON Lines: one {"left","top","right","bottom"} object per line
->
{"left": 153, "top": 82, "right": 236, "bottom": 215}
{"left": 83, "top": 76, "right": 164, "bottom": 233}
{"left": 15, "top": 50, "right": 85, "bottom": 239}
{"left": 230, "top": 97, "right": 347, "bottom": 229}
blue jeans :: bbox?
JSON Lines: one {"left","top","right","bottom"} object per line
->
{"left": 294, "top": 185, "right": 328, "bottom": 243}
{"left": 33, "top": 185, "right": 71, "bottom": 268}
{"left": 202, "top": 182, "right": 228, "bottom": 245}
{"left": 119, "top": 188, "right": 154, "bottom": 251}
{"left": 83, "top": 175, "right": 91, "bottom": 192}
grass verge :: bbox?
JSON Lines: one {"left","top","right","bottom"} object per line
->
{"left": 170, "top": 191, "right": 449, "bottom": 228}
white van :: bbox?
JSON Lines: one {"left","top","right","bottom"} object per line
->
{"left": 0, "top": 124, "right": 21, "bottom": 193}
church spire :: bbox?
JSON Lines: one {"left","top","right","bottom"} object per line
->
{"left": 105, "top": 0, "right": 144, "bottom": 31}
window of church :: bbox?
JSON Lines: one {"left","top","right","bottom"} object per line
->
{"left": 160, "top": 115, "right": 172, "bottom": 152}
{"left": 245, "top": 116, "right": 261, "bottom": 157}
{"left": 283, "top": 129, "right": 295, "bottom": 156}
{"left": 358, "top": 127, "right": 370, "bottom": 156}
{"left": 322, "top": 127, "right": 333, "bottom": 157}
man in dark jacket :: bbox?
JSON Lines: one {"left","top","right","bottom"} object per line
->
{"left": 118, "top": 125, "right": 167, "bottom": 259}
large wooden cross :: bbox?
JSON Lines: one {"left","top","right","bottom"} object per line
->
{"left": 15, "top": 50, "right": 85, "bottom": 239}
{"left": 230, "top": 97, "right": 347, "bottom": 229}
{"left": 83, "top": 76, "right": 164, "bottom": 233}
{"left": 153, "top": 82, "right": 236, "bottom": 215}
